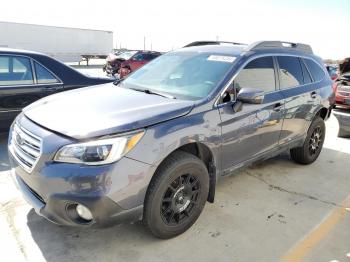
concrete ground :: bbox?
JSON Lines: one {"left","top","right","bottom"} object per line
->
{"left": 0, "top": 110, "right": 350, "bottom": 262}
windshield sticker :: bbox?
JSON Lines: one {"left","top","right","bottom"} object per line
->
{"left": 207, "top": 55, "right": 236, "bottom": 63}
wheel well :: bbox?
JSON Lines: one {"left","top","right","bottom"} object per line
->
{"left": 316, "top": 107, "right": 328, "bottom": 120}
{"left": 173, "top": 143, "right": 216, "bottom": 203}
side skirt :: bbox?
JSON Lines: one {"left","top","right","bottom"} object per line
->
{"left": 220, "top": 137, "right": 305, "bottom": 177}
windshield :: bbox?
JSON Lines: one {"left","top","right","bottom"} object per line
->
{"left": 116, "top": 51, "right": 138, "bottom": 60}
{"left": 121, "top": 51, "right": 236, "bottom": 100}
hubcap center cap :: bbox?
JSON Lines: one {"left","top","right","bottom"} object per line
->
{"left": 173, "top": 186, "right": 191, "bottom": 212}
{"left": 310, "top": 129, "right": 322, "bottom": 153}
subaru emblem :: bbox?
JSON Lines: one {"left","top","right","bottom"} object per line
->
{"left": 16, "top": 133, "right": 24, "bottom": 145}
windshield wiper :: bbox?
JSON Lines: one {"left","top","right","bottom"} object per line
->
{"left": 129, "top": 87, "right": 176, "bottom": 99}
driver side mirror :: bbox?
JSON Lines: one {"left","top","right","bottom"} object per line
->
{"left": 237, "top": 88, "right": 265, "bottom": 104}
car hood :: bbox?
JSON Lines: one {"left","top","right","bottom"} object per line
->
{"left": 23, "top": 83, "right": 195, "bottom": 139}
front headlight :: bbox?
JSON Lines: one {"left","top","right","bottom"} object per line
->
{"left": 54, "top": 131, "right": 144, "bottom": 165}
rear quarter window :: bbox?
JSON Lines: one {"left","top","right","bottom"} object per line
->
{"left": 303, "top": 59, "right": 325, "bottom": 82}
{"left": 34, "top": 62, "right": 59, "bottom": 84}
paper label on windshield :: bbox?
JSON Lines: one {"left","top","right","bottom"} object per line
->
{"left": 207, "top": 55, "right": 236, "bottom": 63}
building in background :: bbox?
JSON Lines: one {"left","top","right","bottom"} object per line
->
{"left": 0, "top": 21, "right": 113, "bottom": 63}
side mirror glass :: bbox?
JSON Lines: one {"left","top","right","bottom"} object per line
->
{"left": 237, "top": 88, "right": 265, "bottom": 104}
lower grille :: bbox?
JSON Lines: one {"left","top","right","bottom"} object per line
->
{"left": 338, "top": 92, "right": 350, "bottom": 97}
{"left": 27, "top": 186, "right": 45, "bottom": 204}
{"left": 9, "top": 124, "right": 42, "bottom": 173}
{"left": 21, "top": 178, "right": 46, "bottom": 204}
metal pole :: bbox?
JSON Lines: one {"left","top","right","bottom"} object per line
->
{"left": 143, "top": 36, "right": 146, "bottom": 50}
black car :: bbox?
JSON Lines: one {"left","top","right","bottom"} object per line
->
{"left": 0, "top": 48, "right": 114, "bottom": 130}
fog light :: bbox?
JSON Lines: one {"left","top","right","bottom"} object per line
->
{"left": 76, "top": 204, "right": 93, "bottom": 221}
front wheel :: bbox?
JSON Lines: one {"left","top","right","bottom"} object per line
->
{"left": 143, "top": 151, "right": 209, "bottom": 239}
{"left": 290, "top": 116, "right": 325, "bottom": 165}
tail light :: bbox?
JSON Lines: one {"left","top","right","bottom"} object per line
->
{"left": 331, "top": 74, "right": 338, "bottom": 81}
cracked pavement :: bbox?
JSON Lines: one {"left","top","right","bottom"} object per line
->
{"left": 0, "top": 112, "right": 349, "bottom": 262}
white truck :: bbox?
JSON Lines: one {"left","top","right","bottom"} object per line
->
{"left": 0, "top": 21, "right": 113, "bottom": 63}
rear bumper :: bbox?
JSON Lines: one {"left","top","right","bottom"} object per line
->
{"left": 11, "top": 168, "right": 143, "bottom": 226}
{"left": 335, "top": 94, "right": 350, "bottom": 108}
{"left": 333, "top": 111, "right": 350, "bottom": 138}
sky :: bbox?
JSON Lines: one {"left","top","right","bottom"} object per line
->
{"left": 1, "top": 0, "right": 350, "bottom": 59}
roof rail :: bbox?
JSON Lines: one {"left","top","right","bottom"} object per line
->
{"left": 184, "top": 41, "right": 247, "bottom": 48}
{"left": 248, "top": 41, "right": 313, "bottom": 54}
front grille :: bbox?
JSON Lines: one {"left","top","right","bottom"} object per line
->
{"left": 9, "top": 123, "right": 42, "bottom": 173}
{"left": 338, "top": 92, "right": 350, "bottom": 97}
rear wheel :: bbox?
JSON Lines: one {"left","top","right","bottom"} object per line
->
{"left": 290, "top": 117, "right": 325, "bottom": 164}
{"left": 143, "top": 151, "right": 209, "bottom": 239}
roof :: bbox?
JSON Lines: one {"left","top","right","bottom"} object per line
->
{"left": 177, "top": 44, "right": 247, "bottom": 56}
{"left": 180, "top": 40, "right": 315, "bottom": 57}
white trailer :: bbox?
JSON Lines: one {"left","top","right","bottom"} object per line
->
{"left": 0, "top": 21, "right": 113, "bottom": 63}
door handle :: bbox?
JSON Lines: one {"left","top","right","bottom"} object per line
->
{"left": 311, "top": 91, "right": 317, "bottom": 99}
{"left": 273, "top": 102, "right": 283, "bottom": 112}
{"left": 42, "top": 85, "right": 64, "bottom": 92}
{"left": 45, "top": 87, "right": 58, "bottom": 91}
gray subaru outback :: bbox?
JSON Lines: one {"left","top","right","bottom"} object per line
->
{"left": 8, "top": 41, "right": 334, "bottom": 238}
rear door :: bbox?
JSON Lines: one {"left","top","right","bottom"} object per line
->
{"left": 218, "top": 56, "right": 285, "bottom": 173}
{"left": 276, "top": 56, "right": 317, "bottom": 145}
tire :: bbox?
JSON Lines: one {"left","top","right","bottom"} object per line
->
{"left": 290, "top": 116, "right": 325, "bottom": 165}
{"left": 143, "top": 151, "right": 209, "bottom": 239}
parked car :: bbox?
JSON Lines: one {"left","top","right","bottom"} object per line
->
{"left": 103, "top": 50, "right": 161, "bottom": 78}
{"left": 103, "top": 50, "right": 135, "bottom": 76}
{"left": 326, "top": 65, "right": 338, "bottom": 80}
{"left": 333, "top": 111, "right": 350, "bottom": 137}
{"left": 334, "top": 58, "right": 350, "bottom": 109}
{"left": 8, "top": 41, "right": 334, "bottom": 239}
{"left": 0, "top": 48, "right": 114, "bottom": 131}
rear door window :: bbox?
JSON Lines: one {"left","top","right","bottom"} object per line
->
{"left": 34, "top": 62, "right": 59, "bottom": 84}
{"left": 234, "top": 56, "right": 276, "bottom": 93}
{"left": 277, "top": 56, "right": 304, "bottom": 89}
{"left": 303, "top": 59, "right": 325, "bottom": 82}
{"left": 0, "top": 56, "right": 34, "bottom": 86}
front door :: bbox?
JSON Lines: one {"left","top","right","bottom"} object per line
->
{"left": 218, "top": 56, "right": 285, "bottom": 173}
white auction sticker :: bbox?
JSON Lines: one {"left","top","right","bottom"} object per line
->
{"left": 207, "top": 55, "right": 236, "bottom": 63}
